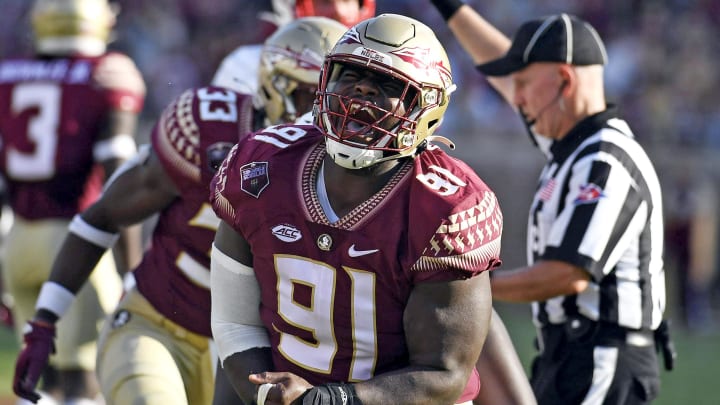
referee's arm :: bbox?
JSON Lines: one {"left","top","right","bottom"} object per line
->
{"left": 491, "top": 260, "right": 590, "bottom": 302}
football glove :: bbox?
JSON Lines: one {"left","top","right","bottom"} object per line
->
{"left": 13, "top": 320, "right": 56, "bottom": 403}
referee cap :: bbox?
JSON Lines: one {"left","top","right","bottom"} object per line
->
{"left": 477, "top": 13, "right": 608, "bottom": 76}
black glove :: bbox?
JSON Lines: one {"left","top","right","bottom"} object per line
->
{"left": 654, "top": 319, "right": 677, "bottom": 371}
{"left": 299, "top": 383, "right": 362, "bottom": 405}
{"left": 430, "top": 0, "right": 465, "bottom": 21}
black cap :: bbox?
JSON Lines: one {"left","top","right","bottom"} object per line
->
{"left": 477, "top": 13, "right": 608, "bottom": 76}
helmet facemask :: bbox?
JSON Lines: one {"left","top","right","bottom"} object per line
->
{"left": 318, "top": 59, "right": 427, "bottom": 169}
{"left": 256, "top": 17, "right": 348, "bottom": 126}
{"left": 315, "top": 14, "right": 454, "bottom": 170}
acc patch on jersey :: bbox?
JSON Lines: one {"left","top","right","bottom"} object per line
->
{"left": 240, "top": 162, "right": 269, "bottom": 198}
{"left": 272, "top": 224, "right": 302, "bottom": 242}
{"left": 574, "top": 183, "right": 605, "bottom": 205}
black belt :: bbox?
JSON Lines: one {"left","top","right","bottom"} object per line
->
{"left": 539, "top": 317, "right": 654, "bottom": 352}
{"left": 537, "top": 317, "right": 676, "bottom": 371}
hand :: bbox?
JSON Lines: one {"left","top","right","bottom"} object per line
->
{"left": 13, "top": 320, "right": 56, "bottom": 403}
{"left": 250, "top": 371, "right": 313, "bottom": 405}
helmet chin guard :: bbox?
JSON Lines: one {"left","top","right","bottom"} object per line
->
{"left": 325, "top": 138, "right": 383, "bottom": 169}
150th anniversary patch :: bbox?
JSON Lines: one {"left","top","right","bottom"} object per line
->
{"left": 240, "top": 162, "right": 269, "bottom": 198}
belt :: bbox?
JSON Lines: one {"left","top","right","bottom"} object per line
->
{"left": 539, "top": 318, "right": 655, "bottom": 351}
{"left": 595, "top": 322, "right": 654, "bottom": 347}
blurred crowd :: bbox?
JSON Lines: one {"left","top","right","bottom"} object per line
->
{"left": 2, "top": 0, "right": 718, "bottom": 150}
{"left": 1, "top": 0, "right": 717, "bottom": 331}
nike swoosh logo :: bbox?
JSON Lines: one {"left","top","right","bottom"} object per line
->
{"left": 348, "top": 244, "right": 379, "bottom": 257}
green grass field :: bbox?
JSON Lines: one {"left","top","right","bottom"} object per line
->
{"left": 0, "top": 307, "right": 717, "bottom": 403}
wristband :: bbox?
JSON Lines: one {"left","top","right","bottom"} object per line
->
{"left": 69, "top": 214, "right": 119, "bottom": 249}
{"left": 93, "top": 134, "right": 137, "bottom": 161}
{"left": 257, "top": 383, "right": 273, "bottom": 405}
{"left": 430, "top": 0, "right": 465, "bottom": 21}
{"left": 35, "top": 281, "right": 75, "bottom": 319}
{"left": 299, "top": 383, "right": 362, "bottom": 405}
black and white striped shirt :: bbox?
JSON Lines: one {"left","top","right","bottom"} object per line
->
{"left": 528, "top": 107, "right": 665, "bottom": 330}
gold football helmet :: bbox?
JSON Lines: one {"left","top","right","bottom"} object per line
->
{"left": 257, "top": 16, "right": 347, "bottom": 126}
{"left": 31, "top": 0, "right": 117, "bottom": 56}
{"left": 316, "top": 14, "right": 455, "bottom": 169}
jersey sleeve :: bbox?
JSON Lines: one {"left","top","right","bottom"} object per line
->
{"left": 93, "top": 52, "right": 146, "bottom": 113}
{"left": 152, "top": 87, "right": 256, "bottom": 194}
{"left": 210, "top": 134, "right": 260, "bottom": 229}
{"left": 408, "top": 151, "right": 503, "bottom": 283}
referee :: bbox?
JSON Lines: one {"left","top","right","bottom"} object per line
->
{"left": 430, "top": 2, "right": 675, "bottom": 404}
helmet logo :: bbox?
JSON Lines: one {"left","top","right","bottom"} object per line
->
{"left": 264, "top": 45, "right": 323, "bottom": 71}
{"left": 338, "top": 27, "right": 362, "bottom": 45}
{"left": 352, "top": 47, "right": 392, "bottom": 66}
{"left": 240, "top": 162, "right": 270, "bottom": 198}
{"left": 391, "top": 47, "right": 452, "bottom": 87}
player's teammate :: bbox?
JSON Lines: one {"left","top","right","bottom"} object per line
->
{"left": 1, "top": 0, "right": 145, "bottom": 403}
{"left": 210, "top": 14, "right": 502, "bottom": 405}
{"left": 212, "top": 0, "right": 375, "bottom": 94}
{"left": 10, "top": 16, "right": 346, "bottom": 405}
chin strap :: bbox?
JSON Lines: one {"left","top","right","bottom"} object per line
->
{"left": 427, "top": 135, "right": 456, "bottom": 150}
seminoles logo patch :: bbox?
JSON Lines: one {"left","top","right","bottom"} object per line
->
{"left": 574, "top": 183, "right": 605, "bottom": 205}
{"left": 240, "top": 162, "right": 269, "bottom": 198}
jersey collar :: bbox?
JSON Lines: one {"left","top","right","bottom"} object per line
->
{"left": 549, "top": 104, "right": 619, "bottom": 162}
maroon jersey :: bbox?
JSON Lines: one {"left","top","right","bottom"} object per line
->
{"left": 211, "top": 123, "right": 502, "bottom": 400}
{"left": 0, "top": 52, "right": 145, "bottom": 220}
{"left": 135, "top": 87, "right": 255, "bottom": 337}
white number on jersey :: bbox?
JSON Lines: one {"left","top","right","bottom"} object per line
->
{"left": 7, "top": 83, "right": 60, "bottom": 180}
{"left": 176, "top": 203, "right": 221, "bottom": 288}
{"left": 416, "top": 165, "right": 467, "bottom": 196}
{"left": 197, "top": 88, "right": 238, "bottom": 122}
{"left": 254, "top": 125, "right": 308, "bottom": 149}
{"left": 275, "top": 256, "right": 377, "bottom": 381}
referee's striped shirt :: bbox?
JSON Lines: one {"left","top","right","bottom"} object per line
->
{"left": 528, "top": 107, "right": 666, "bottom": 331}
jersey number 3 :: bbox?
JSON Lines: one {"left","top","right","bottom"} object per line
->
{"left": 7, "top": 83, "right": 61, "bottom": 180}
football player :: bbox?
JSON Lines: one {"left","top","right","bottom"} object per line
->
{"left": 0, "top": 0, "right": 145, "bottom": 403}
{"left": 212, "top": 0, "right": 375, "bottom": 95}
{"left": 210, "top": 14, "right": 502, "bottom": 405}
{"left": 11, "top": 16, "right": 347, "bottom": 405}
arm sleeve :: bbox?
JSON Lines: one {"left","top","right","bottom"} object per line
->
{"left": 210, "top": 243, "right": 270, "bottom": 362}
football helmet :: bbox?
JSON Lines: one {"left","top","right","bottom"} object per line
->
{"left": 296, "top": 0, "right": 375, "bottom": 28}
{"left": 257, "top": 16, "right": 347, "bottom": 126}
{"left": 31, "top": 0, "right": 117, "bottom": 56}
{"left": 316, "top": 14, "right": 455, "bottom": 169}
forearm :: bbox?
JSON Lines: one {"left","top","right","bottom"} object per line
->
{"left": 475, "top": 309, "right": 536, "bottom": 405}
{"left": 353, "top": 366, "right": 470, "bottom": 405}
{"left": 431, "top": 0, "right": 515, "bottom": 104}
{"left": 48, "top": 233, "right": 108, "bottom": 295}
{"left": 112, "top": 223, "right": 144, "bottom": 275}
{"left": 443, "top": 5, "right": 511, "bottom": 66}
{"left": 491, "top": 261, "right": 590, "bottom": 302}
